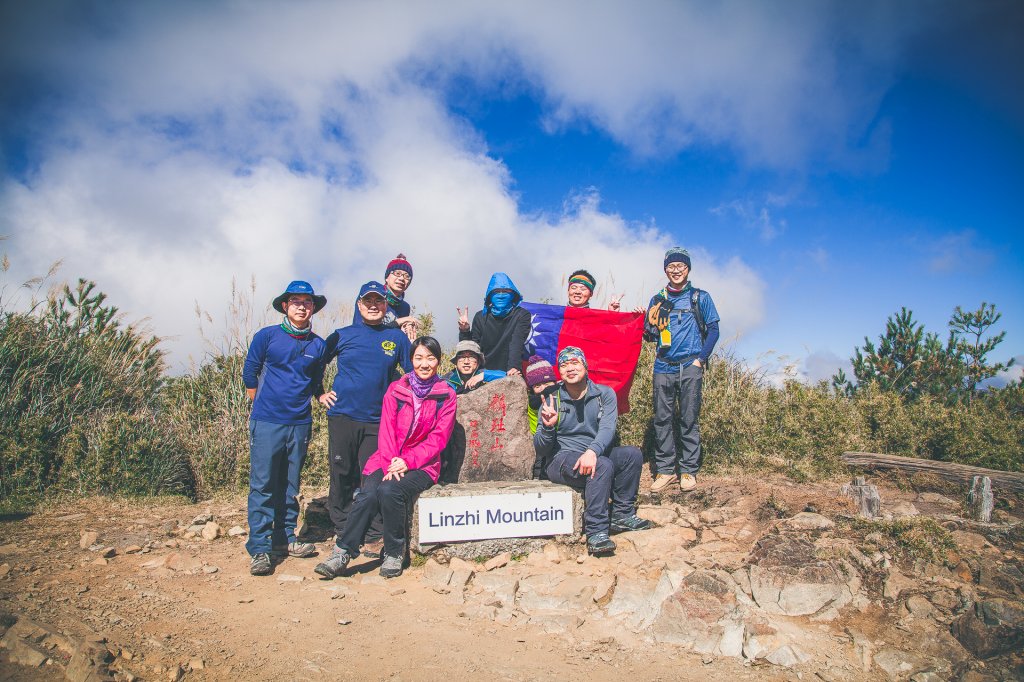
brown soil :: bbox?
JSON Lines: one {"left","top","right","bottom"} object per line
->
{"left": 0, "top": 473, "right": 1014, "bottom": 681}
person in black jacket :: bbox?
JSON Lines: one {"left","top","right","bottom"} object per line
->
{"left": 456, "top": 272, "right": 530, "bottom": 377}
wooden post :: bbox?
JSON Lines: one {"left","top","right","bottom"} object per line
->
{"left": 968, "top": 476, "right": 994, "bottom": 523}
{"left": 842, "top": 477, "right": 881, "bottom": 518}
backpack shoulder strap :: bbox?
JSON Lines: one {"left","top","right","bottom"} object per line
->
{"left": 691, "top": 288, "right": 707, "bottom": 342}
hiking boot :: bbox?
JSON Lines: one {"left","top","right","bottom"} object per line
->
{"left": 586, "top": 532, "right": 616, "bottom": 556}
{"left": 250, "top": 552, "right": 272, "bottom": 576}
{"left": 379, "top": 553, "right": 404, "bottom": 579}
{"left": 361, "top": 539, "right": 384, "bottom": 559}
{"left": 679, "top": 474, "right": 697, "bottom": 491}
{"left": 313, "top": 547, "right": 351, "bottom": 580}
{"left": 275, "top": 541, "right": 316, "bottom": 558}
{"left": 610, "top": 514, "right": 653, "bottom": 534}
{"left": 650, "top": 474, "right": 679, "bottom": 493}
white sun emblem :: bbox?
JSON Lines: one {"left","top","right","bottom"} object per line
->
{"left": 525, "top": 313, "right": 542, "bottom": 354}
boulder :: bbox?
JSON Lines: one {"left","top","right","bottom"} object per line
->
{"left": 951, "top": 598, "right": 1024, "bottom": 659}
{"left": 411, "top": 480, "right": 583, "bottom": 558}
{"left": 443, "top": 376, "right": 533, "bottom": 483}
{"left": 746, "top": 534, "right": 860, "bottom": 618}
{"left": 649, "top": 570, "right": 742, "bottom": 651}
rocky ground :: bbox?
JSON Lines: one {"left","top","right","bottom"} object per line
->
{"left": 1, "top": 473, "right": 1022, "bottom": 681}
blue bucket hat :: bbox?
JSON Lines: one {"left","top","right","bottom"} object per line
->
{"left": 272, "top": 280, "right": 327, "bottom": 313}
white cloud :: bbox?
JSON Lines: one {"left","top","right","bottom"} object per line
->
{"left": 709, "top": 197, "right": 788, "bottom": 241}
{"left": 1, "top": 1, "right": 928, "bottom": 366}
{"left": 925, "top": 229, "right": 994, "bottom": 274}
{"left": 2, "top": 83, "right": 765, "bottom": 368}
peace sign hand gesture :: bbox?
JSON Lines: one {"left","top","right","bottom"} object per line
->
{"left": 457, "top": 306, "right": 470, "bottom": 332}
{"left": 539, "top": 394, "right": 558, "bottom": 428}
{"left": 608, "top": 293, "right": 625, "bottom": 312}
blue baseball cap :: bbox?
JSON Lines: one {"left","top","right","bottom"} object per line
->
{"left": 357, "top": 281, "right": 388, "bottom": 301}
{"left": 272, "top": 280, "right": 327, "bottom": 313}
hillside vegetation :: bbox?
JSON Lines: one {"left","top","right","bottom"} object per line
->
{"left": 1, "top": 277, "right": 1020, "bottom": 510}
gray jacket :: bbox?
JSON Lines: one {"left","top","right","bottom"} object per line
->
{"left": 532, "top": 379, "right": 618, "bottom": 469}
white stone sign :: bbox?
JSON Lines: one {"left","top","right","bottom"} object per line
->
{"left": 418, "top": 490, "right": 574, "bottom": 543}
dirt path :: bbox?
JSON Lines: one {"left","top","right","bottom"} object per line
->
{"left": 1, "top": 480, "right": 798, "bottom": 682}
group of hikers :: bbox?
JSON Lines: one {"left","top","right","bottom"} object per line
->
{"left": 242, "top": 250, "right": 720, "bottom": 578}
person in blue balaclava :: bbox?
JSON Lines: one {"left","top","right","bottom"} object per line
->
{"left": 456, "top": 272, "right": 531, "bottom": 375}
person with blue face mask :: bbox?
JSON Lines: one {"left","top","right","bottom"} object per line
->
{"left": 456, "top": 272, "right": 531, "bottom": 376}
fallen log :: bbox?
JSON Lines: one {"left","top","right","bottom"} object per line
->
{"left": 842, "top": 451, "right": 1024, "bottom": 494}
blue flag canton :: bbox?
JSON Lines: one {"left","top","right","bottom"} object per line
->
{"left": 521, "top": 302, "right": 565, "bottom": 361}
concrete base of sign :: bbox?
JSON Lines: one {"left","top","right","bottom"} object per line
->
{"left": 412, "top": 480, "right": 584, "bottom": 560}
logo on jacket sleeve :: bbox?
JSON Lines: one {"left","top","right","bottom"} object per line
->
{"left": 381, "top": 340, "right": 397, "bottom": 356}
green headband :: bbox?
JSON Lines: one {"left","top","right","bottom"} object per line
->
{"left": 568, "top": 275, "right": 595, "bottom": 292}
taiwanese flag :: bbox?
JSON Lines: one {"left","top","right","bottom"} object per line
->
{"left": 521, "top": 302, "right": 646, "bottom": 413}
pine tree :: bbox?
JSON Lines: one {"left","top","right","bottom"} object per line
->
{"left": 949, "top": 302, "right": 1014, "bottom": 399}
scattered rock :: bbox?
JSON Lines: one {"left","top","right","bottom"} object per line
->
{"left": 484, "top": 552, "right": 510, "bottom": 571}
{"left": 781, "top": 512, "right": 834, "bottom": 531}
{"left": 123, "top": 545, "right": 143, "bottom": 554}
{"left": 91, "top": 558, "right": 108, "bottom": 566}
{"left": 765, "top": 644, "right": 810, "bottom": 668}
{"left": 905, "top": 595, "right": 934, "bottom": 618}
{"left": 200, "top": 522, "right": 222, "bottom": 541}
{"left": 203, "top": 565, "right": 219, "bottom": 574}
{"left": 473, "top": 572, "right": 519, "bottom": 608}
{"left": 389, "top": 588, "right": 406, "bottom": 596}
{"left": 699, "top": 508, "right": 729, "bottom": 525}
{"left": 887, "top": 502, "right": 920, "bottom": 518}
{"left": 873, "top": 648, "right": 929, "bottom": 680}
{"left": 188, "top": 658, "right": 205, "bottom": 671}
{"left": 951, "top": 531, "right": 991, "bottom": 553}
{"left": 422, "top": 559, "right": 453, "bottom": 587}
{"left": 276, "top": 574, "right": 304, "bottom": 583}
{"left": 0, "top": 563, "right": 9, "bottom": 577}
{"left": 191, "top": 513, "right": 213, "bottom": 525}
{"left": 79, "top": 531, "right": 98, "bottom": 549}
{"left": 337, "top": 619, "right": 352, "bottom": 625}
{"left": 167, "top": 664, "right": 184, "bottom": 681}
{"left": 100, "top": 547, "right": 116, "bottom": 558}
{"left": 917, "top": 492, "right": 956, "bottom": 506}
{"left": 227, "top": 526, "right": 247, "bottom": 537}
{"left": 636, "top": 505, "right": 677, "bottom": 526}
{"left": 883, "top": 570, "right": 915, "bottom": 601}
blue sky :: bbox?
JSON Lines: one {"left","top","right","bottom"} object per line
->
{"left": 1, "top": 1, "right": 1022, "bottom": 381}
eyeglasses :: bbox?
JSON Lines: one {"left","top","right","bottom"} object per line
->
{"left": 665, "top": 265, "right": 688, "bottom": 274}
{"left": 287, "top": 298, "right": 314, "bottom": 308}
{"left": 389, "top": 272, "right": 411, "bottom": 281}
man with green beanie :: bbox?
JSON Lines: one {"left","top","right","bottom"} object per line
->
{"left": 644, "top": 248, "right": 720, "bottom": 492}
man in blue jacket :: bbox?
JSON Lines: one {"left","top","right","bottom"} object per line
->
{"left": 644, "top": 248, "right": 721, "bottom": 493}
{"left": 534, "top": 346, "right": 651, "bottom": 556}
{"left": 318, "top": 281, "right": 413, "bottom": 557}
{"left": 243, "top": 281, "right": 328, "bottom": 576}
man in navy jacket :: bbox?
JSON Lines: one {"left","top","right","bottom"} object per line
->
{"left": 242, "top": 281, "right": 327, "bottom": 576}
{"left": 319, "top": 281, "right": 413, "bottom": 557}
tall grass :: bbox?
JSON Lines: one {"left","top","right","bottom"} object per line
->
{"left": 1, "top": 273, "right": 1020, "bottom": 511}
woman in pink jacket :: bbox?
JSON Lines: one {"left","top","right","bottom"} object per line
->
{"left": 315, "top": 336, "right": 456, "bottom": 579}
